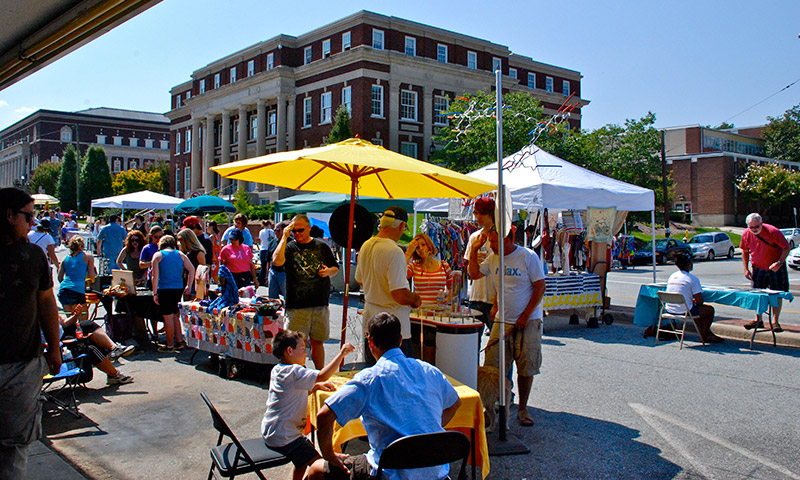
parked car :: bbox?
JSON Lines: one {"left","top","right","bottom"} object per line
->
{"left": 781, "top": 228, "right": 800, "bottom": 249}
{"left": 688, "top": 232, "right": 735, "bottom": 261}
{"left": 632, "top": 238, "right": 692, "bottom": 265}
{"left": 787, "top": 246, "right": 800, "bottom": 270}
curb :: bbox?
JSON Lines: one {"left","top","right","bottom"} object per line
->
{"left": 27, "top": 440, "right": 90, "bottom": 480}
{"left": 712, "top": 319, "right": 800, "bottom": 348}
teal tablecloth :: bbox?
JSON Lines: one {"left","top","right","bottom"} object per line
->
{"left": 633, "top": 283, "right": 794, "bottom": 327}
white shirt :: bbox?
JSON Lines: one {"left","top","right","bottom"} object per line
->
{"left": 356, "top": 236, "right": 412, "bottom": 338}
{"left": 479, "top": 246, "right": 545, "bottom": 322}
{"left": 261, "top": 363, "right": 319, "bottom": 448}
{"left": 665, "top": 269, "right": 702, "bottom": 314}
{"left": 28, "top": 230, "right": 54, "bottom": 261}
{"left": 258, "top": 228, "right": 276, "bottom": 251}
{"left": 465, "top": 228, "right": 495, "bottom": 303}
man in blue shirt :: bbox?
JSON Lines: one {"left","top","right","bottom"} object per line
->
{"left": 308, "top": 313, "right": 461, "bottom": 480}
{"left": 96, "top": 214, "right": 127, "bottom": 270}
{"left": 221, "top": 213, "right": 253, "bottom": 247}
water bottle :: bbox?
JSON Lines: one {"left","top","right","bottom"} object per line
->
{"left": 437, "top": 289, "right": 446, "bottom": 308}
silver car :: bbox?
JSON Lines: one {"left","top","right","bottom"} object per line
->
{"left": 781, "top": 228, "right": 800, "bottom": 249}
{"left": 787, "top": 246, "right": 800, "bottom": 269}
{"left": 688, "top": 232, "right": 735, "bottom": 261}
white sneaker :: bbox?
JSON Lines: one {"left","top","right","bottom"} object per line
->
{"left": 110, "top": 344, "right": 135, "bottom": 359}
{"left": 107, "top": 372, "right": 134, "bottom": 385}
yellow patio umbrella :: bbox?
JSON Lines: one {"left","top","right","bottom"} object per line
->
{"left": 211, "top": 138, "right": 496, "bottom": 347}
{"left": 32, "top": 193, "right": 59, "bottom": 206}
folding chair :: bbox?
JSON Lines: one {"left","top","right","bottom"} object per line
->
{"left": 376, "top": 431, "right": 471, "bottom": 480}
{"left": 200, "top": 392, "right": 290, "bottom": 480}
{"left": 655, "top": 291, "right": 706, "bottom": 350}
{"left": 41, "top": 352, "right": 92, "bottom": 418}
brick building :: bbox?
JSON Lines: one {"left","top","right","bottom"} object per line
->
{"left": 664, "top": 125, "right": 799, "bottom": 226}
{"left": 165, "top": 10, "right": 589, "bottom": 201}
{"left": 0, "top": 107, "right": 171, "bottom": 188}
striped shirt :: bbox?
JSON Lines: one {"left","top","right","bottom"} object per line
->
{"left": 407, "top": 261, "right": 452, "bottom": 306}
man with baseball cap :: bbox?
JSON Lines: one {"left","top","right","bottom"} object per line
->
{"left": 464, "top": 196, "right": 496, "bottom": 334}
{"left": 355, "top": 206, "right": 421, "bottom": 365}
{"left": 182, "top": 216, "right": 213, "bottom": 259}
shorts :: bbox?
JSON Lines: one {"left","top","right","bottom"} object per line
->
{"left": 484, "top": 317, "right": 543, "bottom": 377}
{"left": 322, "top": 454, "right": 377, "bottom": 480}
{"left": 752, "top": 265, "right": 789, "bottom": 292}
{"left": 269, "top": 436, "right": 320, "bottom": 468}
{"left": 286, "top": 306, "right": 330, "bottom": 342}
{"left": 156, "top": 289, "right": 183, "bottom": 315}
{"left": 57, "top": 288, "right": 86, "bottom": 307}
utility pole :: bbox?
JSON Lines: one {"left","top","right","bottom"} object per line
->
{"left": 661, "top": 130, "right": 669, "bottom": 228}
{"left": 74, "top": 123, "right": 80, "bottom": 211}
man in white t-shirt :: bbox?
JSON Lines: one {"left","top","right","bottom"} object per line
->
{"left": 468, "top": 226, "right": 545, "bottom": 427}
{"left": 27, "top": 218, "right": 59, "bottom": 268}
{"left": 665, "top": 253, "right": 722, "bottom": 343}
{"left": 355, "top": 206, "right": 421, "bottom": 365}
{"left": 463, "top": 197, "right": 496, "bottom": 335}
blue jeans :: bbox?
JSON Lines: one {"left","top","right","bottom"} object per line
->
{"left": 258, "top": 250, "right": 270, "bottom": 285}
{"left": 268, "top": 269, "right": 286, "bottom": 300}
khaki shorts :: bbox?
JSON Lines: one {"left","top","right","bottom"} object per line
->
{"left": 285, "top": 306, "right": 330, "bottom": 342}
{"left": 484, "top": 317, "right": 542, "bottom": 377}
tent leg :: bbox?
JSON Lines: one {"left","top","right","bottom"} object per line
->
{"left": 651, "top": 210, "right": 656, "bottom": 283}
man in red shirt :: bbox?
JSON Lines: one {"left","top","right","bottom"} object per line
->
{"left": 740, "top": 212, "right": 791, "bottom": 332}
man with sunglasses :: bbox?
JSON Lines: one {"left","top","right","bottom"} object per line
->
{"left": 273, "top": 215, "right": 339, "bottom": 369}
{"left": 741, "top": 212, "right": 791, "bottom": 332}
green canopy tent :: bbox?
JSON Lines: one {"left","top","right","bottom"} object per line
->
{"left": 274, "top": 191, "right": 414, "bottom": 213}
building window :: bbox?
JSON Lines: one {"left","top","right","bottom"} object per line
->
{"left": 96, "top": 134, "right": 106, "bottom": 144}
{"left": 342, "top": 31, "right": 351, "bottom": 50}
{"left": 405, "top": 36, "right": 416, "bottom": 56}
{"left": 545, "top": 76, "right": 553, "bottom": 93}
{"left": 371, "top": 85, "right": 384, "bottom": 117}
{"left": 492, "top": 57, "right": 502, "bottom": 73}
{"left": 129, "top": 138, "right": 138, "bottom": 147}
{"left": 176, "top": 95, "right": 182, "bottom": 108}
{"left": 434, "top": 95, "right": 450, "bottom": 125}
{"left": 467, "top": 51, "right": 477, "bottom": 70}
{"left": 320, "top": 92, "right": 332, "bottom": 124}
{"left": 229, "top": 67, "right": 237, "bottom": 83}
{"left": 113, "top": 158, "right": 121, "bottom": 173}
{"left": 186, "top": 91, "right": 191, "bottom": 100}
{"left": 232, "top": 119, "right": 239, "bottom": 143}
{"left": 250, "top": 116, "right": 257, "bottom": 140}
{"left": 322, "top": 39, "right": 331, "bottom": 58}
{"left": 562, "top": 80, "right": 570, "bottom": 96}
{"left": 372, "top": 29, "right": 384, "bottom": 50}
{"left": 60, "top": 126, "right": 72, "bottom": 143}
{"left": 160, "top": 140, "right": 169, "bottom": 150}
{"left": 175, "top": 132, "right": 181, "bottom": 155}
{"left": 401, "top": 142, "right": 418, "bottom": 159}
{"left": 199, "top": 79, "right": 205, "bottom": 93}
{"left": 303, "top": 97, "right": 313, "bottom": 127}
{"left": 175, "top": 168, "right": 180, "bottom": 193}
{"left": 341, "top": 86, "right": 351, "bottom": 114}
{"left": 145, "top": 139, "right": 154, "bottom": 148}
{"left": 267, "top": 53, "right": 274, "bottom": 70}
{"left": 372, "top": 138, "right": 383, "bottom": 146}
{"left": 113, "top": 136, "right": 123, "bottom": 146}
{"left": 304, "top": 46, "right": 312, "bottom": 65}
{"left": 129, "top": 158, "right": 138, "bottom": 170}
{"left": 184, "top": 166, "right": 190, "bottom": 191}
{"left": 214, "top": 73, "right": 220, "bottom": 89}
{"left": 247, "top": 60, "right": 255, "bottom": 77}
{"left": 509, "top": 68, "right": 517, "bottom": 79}
{"left": 185, "top": 129, "right": 191, "bottom": 153}
{"left": 527, "top": 73, "right": 536, "bottom": 89}
{"left": 437, "top": 44, "right": 447, "bottom": 63}
{"left": 268, "top": 111, "right": 276, "bottom": 136}
{"left": 400, "top": 90, "right": 418, "bottom": 121}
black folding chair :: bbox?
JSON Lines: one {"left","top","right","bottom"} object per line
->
{"left": 376, "top": 431, "right": 470, "bottom": 480}
{"left": 200, "top": 392, "right": 290, "bottom": 480}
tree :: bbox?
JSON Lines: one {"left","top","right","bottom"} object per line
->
{"left": 763, "top": 104, "right": 800, "bottom": 163}
{"left": 736, "top": 162, "right": 800, "bottom": 212}
{"left": 112, "top": 168, "right": 165, "bottom": 195}
{"left": 715, "top": 122, "right": 735, "bottom": 130}
{"left": 57, "top": 145, "right": 79, "bottom": 211}
{"left": 30, "top": 160, "right": 62, "bottom": 196}
{"left": 78, "top": 147, "right": 113, "bottom": 213}
{"left": 149, "top": 160, "right": 171, "bottom": 194}
{"left": 327, "top": 104, "right": 352, "bottom": 144}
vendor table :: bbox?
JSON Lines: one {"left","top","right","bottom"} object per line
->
{"left": 542, "top": 273, "right": 602, "bottom": 311}
{"left": 305, "top": 369, "right": 489, "bottom": 479}
{"left": 179, "top": 301, "right": 283, "bottom": 365}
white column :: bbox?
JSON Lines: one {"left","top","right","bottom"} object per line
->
{"left": 423, "top": 88, "right": 433, "bottom": 160}
{"left": 221, "top": 110, "right": 232, "bottom": 195}
{"left": 286, "top": 95, "right": 296, "bottom": 150}
{"left": 256, "top": 99, "right": 267, "bottom": 192}
{"left": 389, "top": 82, "right": 400, "bottom": 151}
{"left": 190, "top": 118, "right": 201, "bottom": 192}
{"left": 276, "top": 94, "right": 287, "bottom": 152}
{"left": 203, "top": 115, "right": 215, "bottom": 193}
{"left": 237, "top": 105, "right": 249, "bottom": 191}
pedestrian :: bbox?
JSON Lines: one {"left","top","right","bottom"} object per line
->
{"left": 151, "top": 235, "right": 195, "bottom": 352}
{"left": 258, "top": 219, "right": 277, "bottom": 287}
{"left": 28, "top": 218, "right": 59, "bottom": 269}
{"left": 96, "top": 214, "right": 127, "bottom": 271}
{"left": 665, "top": 253, "right": 724, "bottom": 343}
{"left": 268, "top": 221, "right": 289, "bottom": 301}
{"left": 176, "top": 227, "right": 206, "bottom": 299}
{"left": 221, "top": 213, "right": 254, "bottom": 247}
{"left": 463, "top": 197, "right": 496, "bottom": 334}
{"left": 741, "top": 212, "right": 790, "bottom": 332}
{"left": 272, "top": 214, "right": 339, "bottom": 369}
{"left": 182, "top": 216, "right": 214, "bottom": 262}
{"left": 405, "top": 232, "right": 453, "bottom": 307}
{"left": 58, "top": 236, "right": 96, "bottom": 315}
{"left": 219, "top": 229, "right": 258, "bottom": 289}
{"left": 47, "top": 210, "right": 62, "bottom": 245}
{"left": 355, "top": 207, "right": 421, "bottom": 364}
{"left": 0, "top": 188, "right": 62, "bottom": 480}
{"left": 116, "top": 230, "right": 147, "bottom": 287}
{"left": 206, "top": 220, "right": 221, "bottom": 282}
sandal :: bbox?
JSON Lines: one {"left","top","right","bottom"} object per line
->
{"left": 518, "top": 410, "right": 534, "bottom": 427}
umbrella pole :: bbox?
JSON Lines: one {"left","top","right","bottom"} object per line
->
{"left": 340, "top": 178, "right": 358, "bottom": 361}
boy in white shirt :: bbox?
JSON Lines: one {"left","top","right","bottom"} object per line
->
{"left": 261, "top": 330, "right": 354, "bottom": 480}
{"left": 665, "top": 253, "right": 723, "bottom": 343}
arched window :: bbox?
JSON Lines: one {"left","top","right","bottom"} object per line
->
{"left": 60, "top": 126, "right": 73, "bottom": 142}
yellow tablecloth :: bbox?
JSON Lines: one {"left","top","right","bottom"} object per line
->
{"left": 306, "top": 369, "right": 490, "bottom": 478}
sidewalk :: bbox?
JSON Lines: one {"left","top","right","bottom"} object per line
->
{"left": 26, "top": 440, "right": 89, "bottom": 480}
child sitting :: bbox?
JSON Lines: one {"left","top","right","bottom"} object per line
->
{"left": 261, "top": 330, "right": 354, "bottom": 480}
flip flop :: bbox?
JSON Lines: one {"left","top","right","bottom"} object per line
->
{"left": 518, "top": 410, "right": 534, "bottom": 427}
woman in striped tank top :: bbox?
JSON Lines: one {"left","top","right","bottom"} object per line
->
{"left": 405, "top": 233, "right": 453, "bottom": 307}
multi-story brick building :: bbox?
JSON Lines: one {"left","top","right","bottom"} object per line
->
{"left": 165, "top": 10, "right": 589, "bottom": 201}
{"left": 664, "top": 125, "right": 799, "bottom": 226}
{"left": 0, "top": 107, "right": 171, "bottom": 188}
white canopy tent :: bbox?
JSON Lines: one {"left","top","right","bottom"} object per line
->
{"left": 90, "top": 190, "right": 184, "bottom": 220}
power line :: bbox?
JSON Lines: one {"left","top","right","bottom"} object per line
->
{"left": 723, "top": 77, "right": 800, "bottom": 124}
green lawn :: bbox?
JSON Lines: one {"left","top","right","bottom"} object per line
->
{"left": 629, "top": 228, "right": 741, "bottom": 247}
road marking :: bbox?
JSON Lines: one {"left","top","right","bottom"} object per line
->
{"left": 630, "top": 403, "right": 800, "bottom": 480}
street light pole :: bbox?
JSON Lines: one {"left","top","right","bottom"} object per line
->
{"left": 661, "top": 130, "right": 669, "bottom": 228}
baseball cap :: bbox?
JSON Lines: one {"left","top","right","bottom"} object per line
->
{"left": 183, "top": 216, "right": 201, "bottom": 228}
{"left": 382, "top": 206, "right": 408, "bottom": 223}
{"left": 474, "top": 197, "right": 495, "bottom": 214}
{"left": 39, "top": 219, "right": 51, "bottom": 229}
{"left": 230, "top": 229, "right": 244, "bottom": 241}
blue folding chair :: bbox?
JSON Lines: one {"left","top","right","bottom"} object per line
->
{"left": 41, "top": 350, "right": 92, "bottom": 418}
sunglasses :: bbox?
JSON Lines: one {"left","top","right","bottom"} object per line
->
{"left": 292, "top": 228, "right": 307, "bottom": 233}
{"left": 17, "top": 210, "right": 34, "bottom": 222}
{"left": 748, "top": 225, "right": 762, "bottom": 231}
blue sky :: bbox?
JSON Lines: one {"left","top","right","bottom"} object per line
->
{"left": 1, "top": 0, "right": 798, "bottom": 132}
